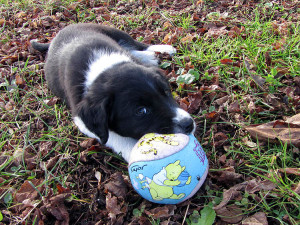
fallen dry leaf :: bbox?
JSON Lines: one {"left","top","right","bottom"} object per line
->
{"left": 242, "top": 212, "right": 268, "bottom": 225}
{"left": 42, "top": 193, "right": 70, "bottom": 225}
{"left": 215, "top": 205, "right": 244, "bottom": 224}
{"left": 56, "top": 184, "right": 70, "bottom": 194}
{"left": 291, "top": 182, "right": 300, "bottom": 194}
{"left": 80, "top": 138, "right": 97, "bottom": 148}
{"left": 245, "top": 179, "right": 277, "bottom": 193}
{"left": 187, "top": 91, "right": 202, "bottom": 114}
{"left": 181, "top": 33, "right": 197, "bottom": 43}
{"left": 104, "top": 172, "right": 128, "bottom": 199}
{"left": 214, "top": 182, "right": 247, "bottom": 210}
{"left": 145, "top": 205, "right": 176, "bottom": 219}
{"left": 206, "top": 111, "right": 219, "bottom": 122}
{"left": 220, "top": 58, "right": 233, "bottom": 65}
{"left": 228, "top": 26, "right": 244, "bottom": 38}
{"left": 216, "top": 169, "right": 243, "bottom": 183}
{"left": 15, "top": 74, "right": 25, "bottom": 85}
{"left": 228, "top": 100, "right": 241, "bottom": 113}
{"left": 46, "top": 96, "right": 59, "bottom": 106}
{"left": 45, "top": 155, "right": 60, "bottom": 170}
{"left": 205, "top": 26, "right": 228, "bottom": 38}
{"left": 265, "top": 51, "right": 272, "bottom": 66}
{"left": 214, "top": 179, "right": 276, "bottom": 211}
{"left": 106, "top": 192, "right": 122, "bottom": 218}
{"left": 14, "top": 179, "right": 44, "bottom": 204}
{"left": 278, "top": 168, "right": 300, "bottom": 176}
{"left": 245, "top": 113, "right": 300, "bottom": 147}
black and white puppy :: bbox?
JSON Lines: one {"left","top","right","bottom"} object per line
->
{"left": 31, "top": 23, "right": 195, "bottom": 161}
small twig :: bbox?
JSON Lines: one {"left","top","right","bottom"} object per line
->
{"left": 182, "top": 203, "right": 190, "bottom": 225}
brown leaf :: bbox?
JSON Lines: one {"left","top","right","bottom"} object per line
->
{"left": 265, "top": 51, "right": 272, "bottom": 66}
{"left": 14, "top": 179, "right": 44, "bottom": 204}
{"left": 276, "top": 67, "right": 290, "bottom": 75}
{"left": 245, "top": 179, "right": 277, "bottom": 193}
{"left": 187, "top": 91, "right": 202, "bottom": 114}
{"left": 291, "top": 182, "right": 300, "bottom": 194}
{"left": 213, "top": 132, "right": 228, "bottom": 146}
{"left": 228, "top": 100, "right": 240, "bottom": 113}
{"left": 46, "top": 155, "right": 60, "bottom": 170}
{"left": 39, "top": 141, "right": 54, "bottom": 158}
{"left": 278, "top": 168, "right": 300, "bottom": 176}
{"left": 24, "top": 149, "right": 37, "bottom": 170}
{"left": 242, "top": 212, "right": 268, "bottom": 225}
{"left": 220, "top": 58, "right": 233, "bottom": 65}
{"left": 106, "top": 192, "right": 122, "bottom": 217}
{"left": 248, "top": 100, "right": 256, "bottom": 114}
{"left": 245, "top": 113, "right": 300, "bottom": 147}
{"left": 219, "top": 154, "right": 227, "bottom": 165}
{"left": 56, "top": 184, "right": 70, "bottom": 194}
{"left": 0, "top": 18, "right": 5, "bottom": 26}
{"left": 179, "top": 97, "right": 190, "bottom": 111}
{"left": 228, "top": 26, "right": 242, "bottom": 38}
{"left": 104, "top": 172, "right": 128, "bottom": 199}
{"left": 286, "top": 113, "right": 300, "bottom": 124}
{"left": 216, "top": 169, "right": 243, "bottom": 183}
{"left": 163, "top": 21, "right": 172, "bottom": 29}
{"left": 206, "top": 111, "right": 219, "bottom": 121}
{"left": 43, "top": 193, "right": 70, "bottom": 225}
{"left": 15, "top": 74, "right": 25, "bottom": 86}
{"left": 205, "top": 26, "right": 227, "bottom": 38}
{"left": 145, "top": 205, "right": 175, "bottom": 219}
{"left": 5, "top": 101, "right": 14, "bottom": 111}
{"left": 214, "top": 182, "right": 247, "bottom": 210}
{"left": 163, "top": 33, "right": 177, "bottom": 45}
{"left": 181, "top": 33, "right": 197, "bottom": 43}
{"left": 215, "top": 96, "right": 229, "bottom": 106}
{"left": 46, "top": 96, "right": 59, "bottom": 106}
{"left": 215, "top": 205, "right": 244, "bottom": 224}
{"left": 80, "top": 138, "right": 97, "bottom": 148}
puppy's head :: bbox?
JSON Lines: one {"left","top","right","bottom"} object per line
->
{"left": 76, "top": 63, "right": 195, "bottom": 144}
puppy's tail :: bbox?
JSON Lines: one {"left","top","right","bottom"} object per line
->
{"left": 30, "top": 40, "right": 50, "bottom": 53}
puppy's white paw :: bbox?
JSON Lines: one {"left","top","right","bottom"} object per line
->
{"left": 146, "top": 45, "right": 177, "bottom": 56}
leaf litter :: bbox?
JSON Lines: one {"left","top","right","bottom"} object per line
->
{"left": 0, "top": 0, "right": 299, "bottom": 224}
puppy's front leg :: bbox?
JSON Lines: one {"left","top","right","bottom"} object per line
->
{"left": 106, "top": 131, "right": 138, "bottom": 162}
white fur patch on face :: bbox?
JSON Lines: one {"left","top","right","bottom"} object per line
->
{"left": 173, "top": 108, "right": 191, "bottom": 122}
{"left": 85, "top": 51, "right": 131, "bottom": 93}
{"left": 73, "top": 116, "right": 101, "bottom": 142}
{"left": 106, "top": 131, "right": 137, "bottom": 162}
{"left": 146, "top": 45, "right": 177, "bottom": 56}
{"left": 173, "top": 108, "right": 196, "bottom": 134}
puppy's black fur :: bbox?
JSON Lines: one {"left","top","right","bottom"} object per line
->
{"left": 32, "top": 23, "right": 195, "bottom": 161}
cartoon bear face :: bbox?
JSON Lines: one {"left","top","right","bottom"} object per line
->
{"left": 165, "top": 160, "right": 186, "bottom": 181}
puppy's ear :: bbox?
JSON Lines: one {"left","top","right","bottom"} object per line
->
{"left": 75, "top": 97, "right": 110, "bottom": 144}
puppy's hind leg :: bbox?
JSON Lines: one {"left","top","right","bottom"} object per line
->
{"left": 146, "top": 45, "right": 177, "bottom": 56}
{"left": 130, "top": 45, "right": 177, "bottom": 66}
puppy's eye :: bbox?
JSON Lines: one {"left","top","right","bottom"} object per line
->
{"left": 135, "top": 107, "right": 151, "bottom": 116}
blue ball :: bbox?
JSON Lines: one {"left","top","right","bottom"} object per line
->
{"left": 128, "top": 133, "right": 208, "bottom": 204}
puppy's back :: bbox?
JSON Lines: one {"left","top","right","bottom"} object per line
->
{"left": 44, "top": 24, "right": 126, "bottom": 105}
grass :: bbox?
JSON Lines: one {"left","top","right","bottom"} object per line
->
{"left": 0, "top": 0, "right": 299, "bottom": 224}
{"left": 162, "top": 2, "right": 299, "bottom": 223}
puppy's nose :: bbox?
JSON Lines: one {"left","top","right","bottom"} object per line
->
{"left": 179, "top": 118, "right": 194, "bottom": 134}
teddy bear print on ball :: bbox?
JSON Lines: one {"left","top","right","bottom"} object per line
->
{"left": 128, "top": 133, "right": 209, "bottom": 204}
